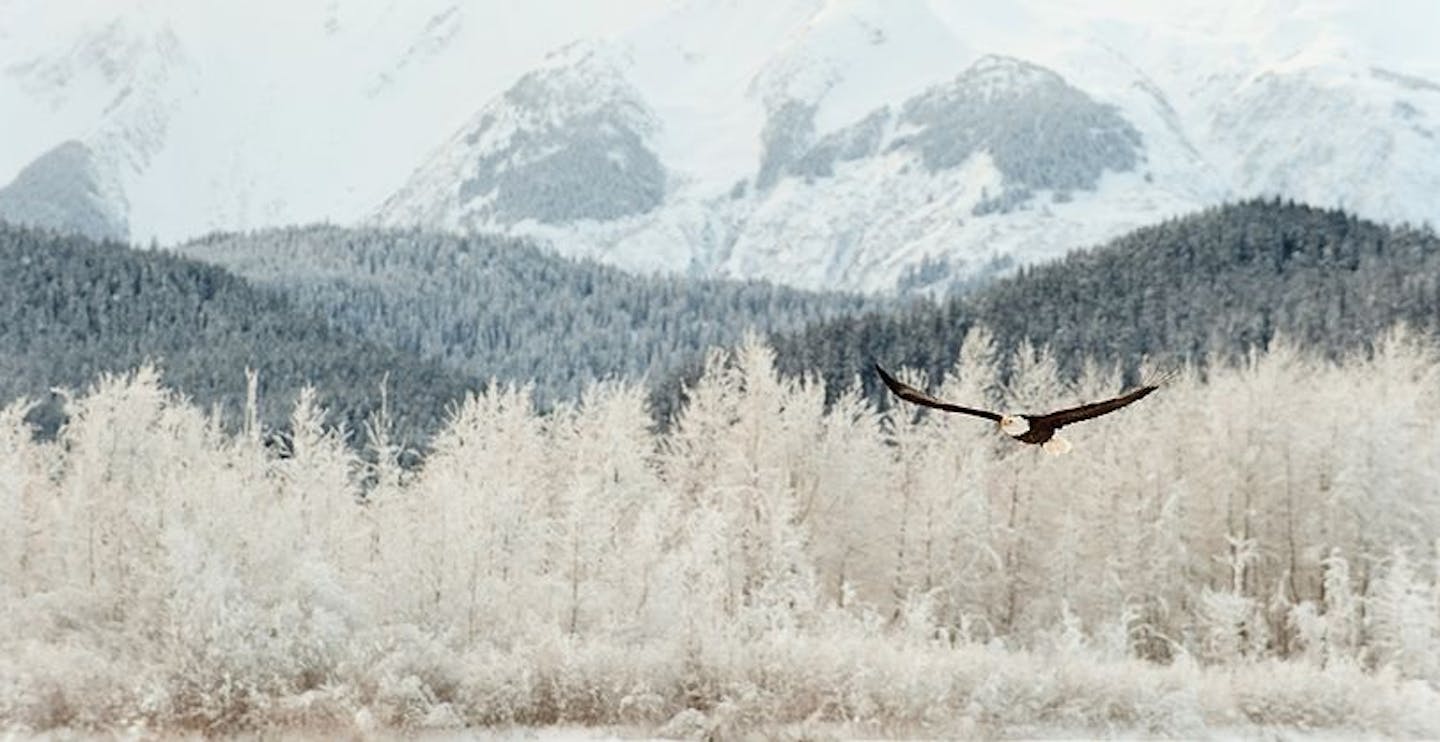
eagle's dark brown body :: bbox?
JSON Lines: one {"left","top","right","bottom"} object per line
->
{"left": 874, "top": 364, "right": 1164, "bottom": 450}
{"left": 1012, "top": 423, "right": 1057, "bottom": 446}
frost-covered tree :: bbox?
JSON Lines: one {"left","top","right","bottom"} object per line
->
{"left": 398, "top": 381, "right": 550, "bottom": 640}
{"left": 1368, "top": 549, "right": 1439, "bottom": 680}
{"left": 547, "top": 382, "right": 662, "bottom": 637}
{"left": 802, "top": 385, "right": 890, "bottom": 610}
{"left": 1294, "top": 549, "right": 1362, "bottom": 668}
{"left": 661, "top": 338, "right": 820, "bottom": 633}
{"left": 4, "top": 333, "right": 1440, "bottom": 734}
{"left": 0, "top": 398, "right": 42, "bottom": 598}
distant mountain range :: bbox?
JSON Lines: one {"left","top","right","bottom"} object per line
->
{"left": 5, "top": 0, "right": 1440, "bottom": 293}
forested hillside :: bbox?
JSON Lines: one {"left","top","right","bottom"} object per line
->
{"left": 174, "top": 226, "right": 870, "bottom": 406}
{"left": 768, "top": 200, "right": 1440, "bottom": 407}
{"left": 0, "top": 223, "right": 474, "bottom": 442}
{"left": 9, "top": 200, "right": 1435, "bottom": 446}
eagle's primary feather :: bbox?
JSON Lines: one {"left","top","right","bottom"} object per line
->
{"left": 874, "top": 364, "right": 1001, "bottom": 422}
{"left": 1029, "top": 384, "right": 1159, "bottom": 430}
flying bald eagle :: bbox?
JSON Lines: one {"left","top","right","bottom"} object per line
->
{"left": 874, "top": 364, "right": 1169, "bottom": 455}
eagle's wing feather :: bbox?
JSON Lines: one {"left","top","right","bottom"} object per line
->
{"left": 1034, "top": 374, "right": 1171, "bottom": 429}
{"left": 875, "top": 364, "right": 1002, "bottom": 422}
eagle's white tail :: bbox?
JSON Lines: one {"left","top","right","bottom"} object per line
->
{"left": 1042, "top": 435, "right": 1072, "bottom": 456}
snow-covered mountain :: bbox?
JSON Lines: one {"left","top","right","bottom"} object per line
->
{"left": 0, "top": 0, "right": 669, "bottom": 244}
{"left": 0, "top": 140, "right": 126, "bottom": 240}
{"left": 5, "top": 0, "right": 1440, "bottom": 293}
{"left": 377, "top": 46, "right": 668, "bottom": 231}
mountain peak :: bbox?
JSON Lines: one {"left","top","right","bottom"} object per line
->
{"left": 961, "top": 54, "right": 1065, "bottom": 96}
{"left": 0, "top": 139, "right": 127, "bottom": 240}
{"left": 378, "top": 50, "right": 665, "bottom": 230}
{"left": 894, "top": 54, "right": 1143, "bottom": 189}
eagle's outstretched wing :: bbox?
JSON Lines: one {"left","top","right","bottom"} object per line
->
{"left": 1032, "top": 371, "right": 1175, "bottom": 430}
{"left": 875, "top": 364, "right": 1002, "bottom": 422}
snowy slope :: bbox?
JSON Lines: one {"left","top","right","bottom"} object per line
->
{"left": 373, "top": 0, "right": 1440, "bottom": 292}
{"left": 377, "top": 44, "right": 668, "bottom": 230}
{"left": 5, "top": 0, "right": 1440, "bottom": 293}
{"left": 0, "top": 140, "right": 126, "bottom": 240}
{"left": 0, "top": 0, "right": 670, "bottom": 242}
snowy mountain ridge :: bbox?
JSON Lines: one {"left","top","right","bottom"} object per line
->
{"left": 376, "top": 45, "right": 666, "bottom": 230}
{"left": 4, "top": 0, "right": 1440, "bottom": 293}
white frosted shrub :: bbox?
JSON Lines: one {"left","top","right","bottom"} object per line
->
{"left": 2, "top": 337, "right": 1439, "bottom": 735}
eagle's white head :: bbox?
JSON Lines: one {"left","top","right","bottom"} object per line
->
{"left": 999, "top": 414, "right": 1030, "bottom": 436}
